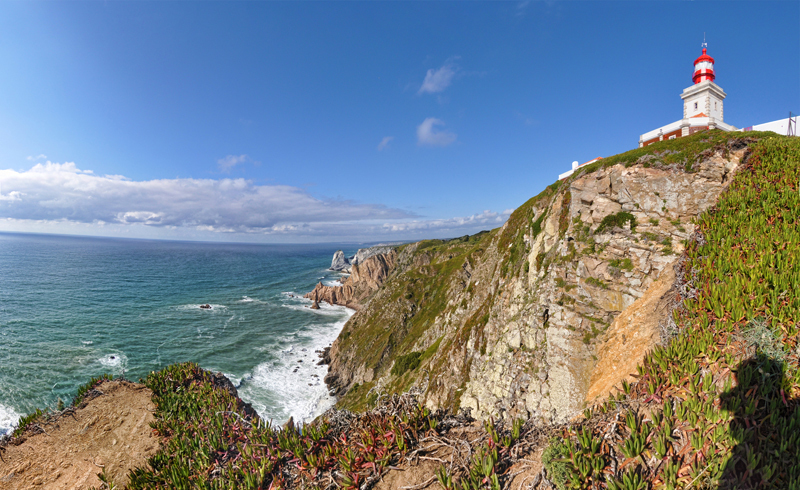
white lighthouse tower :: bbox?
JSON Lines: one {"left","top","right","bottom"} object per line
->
{"left": 639, "top": 42, "right": 737, "bottom": 147}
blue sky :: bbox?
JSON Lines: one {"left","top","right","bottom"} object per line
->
{"left": 0, "top": 1, "right": 797, "bottom": 243}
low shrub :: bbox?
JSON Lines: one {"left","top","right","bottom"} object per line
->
{"left": 391, "top": 351, "right": 422, "bottom": 376}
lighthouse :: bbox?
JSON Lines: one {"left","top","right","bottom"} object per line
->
{"left": 639, "top": 42, "right": 737, "bottom": 147}
{"left": 681, "top": 45, "right": 727, "bottom": 121}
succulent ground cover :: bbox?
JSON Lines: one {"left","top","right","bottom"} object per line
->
{"left": 541, "top": 135, "right": 800, "bottom": 489}
{"left": 122, "top": 362, "right": 455, "bottom": 489}
{"left": 114, "top": 362, "right": 557, "bottom": 490}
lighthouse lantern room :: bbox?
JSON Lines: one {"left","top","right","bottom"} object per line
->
{"left": 639, "top": 42, "right": 737, "bottom": 147}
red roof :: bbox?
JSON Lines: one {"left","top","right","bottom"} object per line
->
{"left": 694, "top": 48, "right": 715, "bottom": 66}
{"left": 579, "top": 157, "right": 603, "bottom": 167}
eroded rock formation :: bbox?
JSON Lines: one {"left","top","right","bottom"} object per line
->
{"left": 323, "top": 139, "right": 751, "bottom": 423}
{"left": 305, "top": 250, "right": 397, "bottom": 311}
{"left": 330, "top": 250, "right": 351, "bottom": 272}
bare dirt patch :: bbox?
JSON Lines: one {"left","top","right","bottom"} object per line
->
{"left": 374, "top": 422, "right": 549, "bottom": 490}
{"left": 0, "top": 380, "right": 157, "bottom": 489}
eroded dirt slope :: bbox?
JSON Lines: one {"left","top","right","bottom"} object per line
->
{"left": 0, "top": 380, "right": 157, "bottom": 489}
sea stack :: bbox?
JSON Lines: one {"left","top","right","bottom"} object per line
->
{"left": 329, "top": 250, "right": 351, "bottom": 272}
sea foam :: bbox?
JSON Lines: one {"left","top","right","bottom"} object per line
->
{"left": 0, "top": 403, "right": 20, "bottom": 436}
{"left": 238, "top": 305, "right": 354, "bottom": 425}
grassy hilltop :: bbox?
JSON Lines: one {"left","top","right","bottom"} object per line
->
{"left": 3, "top": 132, "right": 799, "bottom": 490}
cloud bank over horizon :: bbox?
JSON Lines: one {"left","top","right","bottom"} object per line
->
{"left": 0, "top": 161, "right": 510, "bottom": 242}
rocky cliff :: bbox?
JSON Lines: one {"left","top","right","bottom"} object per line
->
{"left": 305, "top": 250, "right": 397, "bottom": 310}
{"left": 321, "top": 131, "right": 757, "bottom": 421}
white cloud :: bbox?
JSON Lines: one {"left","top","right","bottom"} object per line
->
{"left": 217, "top": 154, "right": 248, "bottom": 172}
{"left": 417, "top": 118, "right": 457, "bottom": 147}
{"left": 380, "top": 210, "right": 511, "bottom": 234}
{"left": 0, "top": 161, "right": 514, "bottom": 242}
{"left": 418, "top": 60, "right": 458, "bottom": 95}
{"left": 377, "top": 136, "right": 394, "bottom": 151}
{"left": 26, "top": 154, "right": 47, "bottom": 161}
{"left": 0, "top": 161, "right": 413, "bottom": 234}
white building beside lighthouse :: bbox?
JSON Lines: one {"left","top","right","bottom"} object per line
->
{"left": 639, "top": 44, "right": 737, "bottom": 147}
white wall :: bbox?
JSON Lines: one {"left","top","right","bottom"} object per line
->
{"left": 746, "top": 117, "right": 797, "bottom": 136}
{"left": 684, "top": 93, "right": 707, "bottom": 118}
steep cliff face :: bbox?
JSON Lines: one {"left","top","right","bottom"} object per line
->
{"left": 324, "top": 132, "right": 757, "bottom": 422}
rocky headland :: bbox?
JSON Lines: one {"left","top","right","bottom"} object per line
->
{"left": 327, "top": 246, "right": 398, "bottom": 274}
{"left": 317, "top": 136, "right": 748, "bottom": 423}
{"left": 305, "top": 248, "right": 397, "bottom": 310}
{"left": 3, "top": 131, "right": 798, "bottom": 489}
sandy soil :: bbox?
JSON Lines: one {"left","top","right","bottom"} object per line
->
{"left": 0, "top": 380, "right": 158, "bottom": 489}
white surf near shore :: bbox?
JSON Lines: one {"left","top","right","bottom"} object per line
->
{"left": 236, "top": 294, "right": 354, "bottom": 425}
{"left": 0, "top": 403, "right": 21, "bottom": 436}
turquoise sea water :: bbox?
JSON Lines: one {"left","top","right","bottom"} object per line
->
{"left": 0, "top": 232, "right": 356, "bottom": 435}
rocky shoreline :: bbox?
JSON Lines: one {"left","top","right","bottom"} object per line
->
{"left": 305, "top": 247, "right": 397, "bottom": 311}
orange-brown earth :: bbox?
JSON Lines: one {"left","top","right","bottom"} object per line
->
{"left": 0, "top": 380, "right": 157, "bottom": 490}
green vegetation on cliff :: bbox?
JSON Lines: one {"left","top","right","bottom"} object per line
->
{"left": 335, "top": 129, "right": 773, "bottom": 419}
{"left": 6, "top": 130, "right": 797, "bottom": 490}
{"left": 127, "top": 362, "right": 445, "bottom": 489}
{"left": 335, "top": 230, "right": 496, "bottom": 412}
{"left": 542, "top": 135, "right": 800, "bottom": 489}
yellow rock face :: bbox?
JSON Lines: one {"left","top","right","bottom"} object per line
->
{"left": 585, "top": 267, "right": 676, "bottom": 404}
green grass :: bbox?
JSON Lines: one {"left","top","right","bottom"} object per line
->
{"left": 73, "top": 373, "right": 113, "bottom": 407}
{"left": 585, "top": 277, "right": 608, "bottom": 289}
{"left": 335, "top": 228, "right": 495, "bottom": 411}
{"left": 572, "top": 129, "right": 778, "bottom": 178}
{"left": 609, "top": 258, "right": 633, "bottom": 271}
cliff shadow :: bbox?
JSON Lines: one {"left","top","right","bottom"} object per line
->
{"left": 718, "top": 353, "right": 800, "bottom": 489}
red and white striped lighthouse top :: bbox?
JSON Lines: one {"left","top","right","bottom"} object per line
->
{"left": 692, "top": 47, "right": 715, "bottom": 84}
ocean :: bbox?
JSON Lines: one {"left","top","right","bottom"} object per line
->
{"left": 0, "top": 232, "right": 358, "bottom": 435}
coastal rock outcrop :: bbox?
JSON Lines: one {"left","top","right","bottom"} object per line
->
{"left": 324, "top": 135, "right": 753, "bottom": 423}
{"left": 351, "top": 246, "right": 395, "bottom": 266}
{"left": 330, "top": 250, "right": 351, "bottom": 272}
{"left": 306, "top": 250, "right": 397, "bottom": 311}
{"left": 328, "top": 246, "right": 398, "bottom": 273}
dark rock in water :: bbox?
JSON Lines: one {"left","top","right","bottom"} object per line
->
{"left": 324, "top": 372, "right": 346, "bottom": 397}
{"left": 310, "top": 300, "right": 320, "bottom": 310}
{"left": 317, "top": 346, "right": 331, "bottom": 365}
{"left": 200, "top": 304, "right": 211, "bottom": 309}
